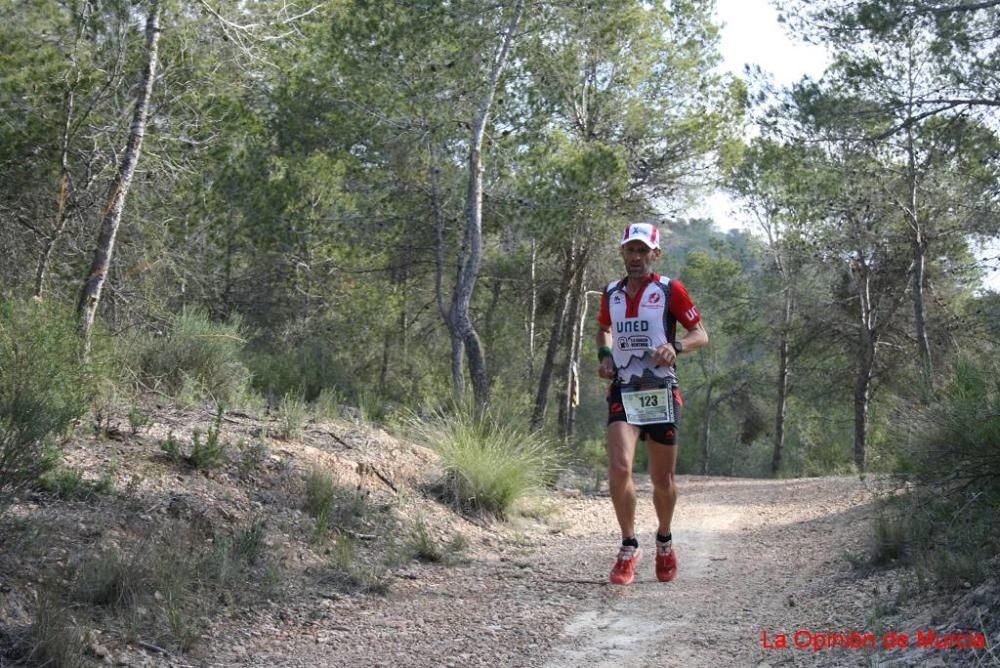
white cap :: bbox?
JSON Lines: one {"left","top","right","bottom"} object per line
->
{"left": 620, "top": 223, "right": 660, "bottom": 249}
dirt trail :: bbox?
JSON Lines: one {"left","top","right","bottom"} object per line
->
{"left": 539, "top": 475, "right": 875, "bottom": 668}
{"left": 216, "top": 475, "right": 883, "bottom": 668}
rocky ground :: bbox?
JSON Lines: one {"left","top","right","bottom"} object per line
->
{"left": 1, "top": 407, "right": 997, "bottom": 667}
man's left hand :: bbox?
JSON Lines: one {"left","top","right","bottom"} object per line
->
{"left": 652, "top": 343, "right": 677, "bottom": 367}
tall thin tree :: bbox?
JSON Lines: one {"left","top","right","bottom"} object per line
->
{"left": 77, "top": 0, "right": 161, "bottom": 353}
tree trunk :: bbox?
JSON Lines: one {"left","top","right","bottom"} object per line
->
{"left": 853, "top": 348, "right": 874, "bottom": 471}
{"left": 527, "top": 238, "right": 537, "bottom": 382}
{"left": 35, "top": 87, "right": 75, "bottom": 299}
{"left": 222, "top": 213, "right": 236, "bottom": 315}
{"left": 911, "top": 230, "right": 930, "bottom": 374}
{"left": 450, "top": 331, "right": 465, "bottom": 401}
{"left": 450, "top": 0, "right": 524, "bottom": 411}
{"left": 852, "top": 267, "right": 878, "bottom": 472}
{"left": 771, "top": 287, "right": 792, "bottom": 475}
{"left": 906, "top": 127, "right": 932, "bottom": 378}
{"left": 530, "top": 249, "right": 577, "bottom": 430}
{"left": 701, "top": 383, "right": 714, "bottom": 476}
{"left": 483, "top": 277, "right": 504, "bottom": 387}
{"left": 380, "top": 333, "right": 390, "bottom": 389}
{"left": 561, "top": 263, "right": 587, "bottom": 441}
{"left": 77, "top": 0, "right": 161, "bottom": 353}
{"left": 566, "top": 287, "right": 597, "bottom": 444}
{"left": 428, "top": 135, "right": 466, "bottom": 400}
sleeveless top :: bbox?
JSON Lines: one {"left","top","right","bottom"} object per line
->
{"left": 598, "top": 273, "right": 701, "bottom": 386}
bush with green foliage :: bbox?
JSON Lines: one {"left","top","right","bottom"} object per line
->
{"left": 37, "top": 465, "right": 114, "bottom": 500}
{"left": 25, "top": 595, "right": 87, "bottom": 668}
{"left": 406, "top": 408, "right": 563, "bottom": 518}
{"left": 323, "top": 535, "right": 391, "bottom": 594}
{"left": 0, "top": 299, "right": 91, "bottom": 511}
{"left": 156, "top": 410, "right": 228, "bottom": 470}
{"left": 907, "top": 357, "right": 1000, "bottom": 491}
{"left": 70, "top": 519, "right": 276, "bottom": 651}
{"left": 277, "top": 392, "right": 307, "bottom": 439}
{"left": 189, "top": 417, "right": 226, "bottom": 470}
{"left": 135, "top": 309, "right": 250, "bottom": 406}
{"left": 864, "top": 357, "right": 1000, "bottom": 586}
{"left": 304, "top": 466, "right": 374, "bottom": 543}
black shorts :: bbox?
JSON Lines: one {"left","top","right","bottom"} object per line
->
{"left": 607, "top": 383, "right": 683, "bottom": 445}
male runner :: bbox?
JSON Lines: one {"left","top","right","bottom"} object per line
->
{"left": 596, "top": 222, "right": 708, "bottom": 585}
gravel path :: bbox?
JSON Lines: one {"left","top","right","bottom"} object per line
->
{"left": 207, "top": 474, "right": 887, "bottom": 668}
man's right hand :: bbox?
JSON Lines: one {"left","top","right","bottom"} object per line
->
{"left": 598, "top": 357, "right": 615, "bottom": 379}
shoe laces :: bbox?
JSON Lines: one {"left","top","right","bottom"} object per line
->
{"left": 616, "top": 544, "right": 638, "bottom": 562}
{"left": 656, "top": 541, "right": 673, "bottom": 557}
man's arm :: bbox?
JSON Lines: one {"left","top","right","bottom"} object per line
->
{"left": 597, "top": 325, "right": 615, "bottom": 379}
{"left": 652, "top": 321, "right": 709, "bottom": 367}
{"left": 677, "top": 321, "right": 708, "bottom": 353}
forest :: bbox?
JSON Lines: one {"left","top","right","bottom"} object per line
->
{"left": 2, "top": 0, "right": 1000, "bottom": 606}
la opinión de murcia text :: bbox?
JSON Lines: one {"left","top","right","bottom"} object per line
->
{"left": 761, "top": 629, "right": 987, "bottom": 653}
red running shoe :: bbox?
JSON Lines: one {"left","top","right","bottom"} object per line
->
{"left": 656, "top": 542, "right": 677, "bottom": 582}
{"left": 609, "top": 545, "right": 640, "bottom": 585}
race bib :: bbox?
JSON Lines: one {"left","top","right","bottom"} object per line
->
{"left": 621, "top": 387, "right": 674, "bottom": 425}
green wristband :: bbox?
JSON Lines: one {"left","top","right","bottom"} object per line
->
{"left": 598, "top": 346, "right": 613, "bottom": 362}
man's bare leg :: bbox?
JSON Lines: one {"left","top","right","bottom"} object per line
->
{"left": 647, "top": 439, "right": 678, "bottom": 536}
{"left": 648, "top": 438, "right": 679, "bottom": 582}
{"left": 607, "top": 421, "right": 641, "bottom": 539}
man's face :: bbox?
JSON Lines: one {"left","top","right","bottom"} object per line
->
{"left": 620, "top": 241, "right": 660, "bottom": 279}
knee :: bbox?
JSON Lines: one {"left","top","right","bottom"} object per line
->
{"left": 652, "top": 472, "right": 676, "bottom": 494}
{"left": 608, "top": 458, "right": 633, "bottom": 482}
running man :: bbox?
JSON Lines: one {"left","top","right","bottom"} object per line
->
{"left": 596, "top": 222, "right": 708, "bottom": 585}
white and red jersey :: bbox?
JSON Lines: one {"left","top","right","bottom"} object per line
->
{"left": 597, "top": 273, "right": 701, "bottom": 386}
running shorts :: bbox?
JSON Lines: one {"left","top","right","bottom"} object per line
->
{"left": 607, "top": 382, "right": 683, "bottom": 445}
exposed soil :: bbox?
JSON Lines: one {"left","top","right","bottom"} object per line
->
{"left": 1, "top": 408, "right": 996, "bottom": 667}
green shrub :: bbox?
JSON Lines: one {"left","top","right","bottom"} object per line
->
{"left": 406, "top": 408, "right": 563, "bottom": 518}
{"left": 37, "top": 465, "right": 114, "bottom": 500}
{"left": 72, "top": 548, "right": 146, "bottom": 610}
{"left": 276, "top": 392, "right": 307, "bottom": 440}
{"left": 128, "top": 406, "right": 150, "bottom": 434}
{"left": 0, "top": 299, "right": 91, "bottom": 511}
{"left": 406, "top": 515, "right": 443, "bottom": 562}
{"left": 304, "top": 467, "right": 338, "bottom": 519}
{"left": 404, "top": 515, "right": 466, "bottom": 564}
{"left": 160, "top": 432, "right": 183, "bottom": 462}
{"left": 189, "top": 409, "right": 226, "bottom": 470}
{"left": 907, "top": 357, "right": 1000, "bottom": 492}
{"left": 70, "top": 520, "right": 275, "bottom": 652}
{"left": 158, "top": 411, "right": 228, "bottom": 470}
{"left": 135, "top": 309, "right": 250, "bottom": 406}
{"left": 206, "top": 518, "right": 268, "bottom": 587}
{"left": 28, "top": 594, "right": 87, "bottom": 668}
{"left": 232, "top": 517, "right": 267, "bottom": 565}
{"left": 237, "top": 437, "right": 268, "bottom": 478}
{"left": 323, "top": 536, "right": 391, "bottom": 595}
{"left": 870, "top": 509, "right": 908, "bottom": 566}
{"left": 311, "top": 387, "right": 342, "bottom": 420}
{"left": 358, "top": 389, "right": 387, "bottom": 424}
{"left": 304, "top": 467, "right": 373, "bottom": 542}
{"left": 877, "top": 356, "right": 1000, "bottom": 588}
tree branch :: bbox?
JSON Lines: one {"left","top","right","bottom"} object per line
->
{"left": 917, "top": 0, "right": 1000, "bottom": 15}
